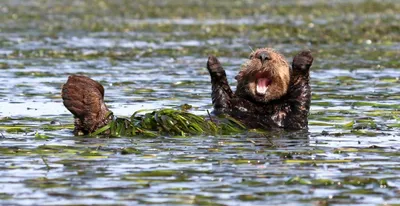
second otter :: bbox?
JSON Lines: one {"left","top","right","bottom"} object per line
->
{"left": 207, "top": 48, "right": 313, "bottom": 130}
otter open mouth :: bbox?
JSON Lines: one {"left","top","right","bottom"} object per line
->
{"left": 256, "top": 77, "right": 271, "bottom": 96}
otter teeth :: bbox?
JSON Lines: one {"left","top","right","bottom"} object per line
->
{"left": 256, "top": 78, "right": 269, "bottom": 95}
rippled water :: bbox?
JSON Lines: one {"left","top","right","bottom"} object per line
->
{"left": 1, "top": 0, "right": 399, "bottom": 205}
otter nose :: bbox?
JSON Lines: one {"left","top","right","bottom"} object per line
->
{"left": 258, "top": 52, "right": 271, "bottom": 64}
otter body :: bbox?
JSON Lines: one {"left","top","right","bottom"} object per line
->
{"left": 207, "top": 49, "right": 313, "bottom": 130}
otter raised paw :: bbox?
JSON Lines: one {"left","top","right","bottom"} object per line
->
{"left": 207, "top": 55, "right": 233, "bottom": 113}
{"left": 207, "top": 48, "right": 313, "bottom": 130}
{"left": 61, "top": 75, "right": 113, "bottom": 135}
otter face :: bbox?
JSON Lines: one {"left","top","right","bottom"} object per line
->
{"left": 235, "top": 48, "right": 290, "bottom": 103}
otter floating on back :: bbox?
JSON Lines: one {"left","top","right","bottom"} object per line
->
{"left": 207, "top": 48, "right": 313, "bottom": 130}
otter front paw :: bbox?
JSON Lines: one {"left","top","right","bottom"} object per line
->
{"left": 292, "top": 50, "right": 313, "bottom": 73}
{"left": 207, "top": 55, "right": 233, "bottom": 111}
{"left": 207, "top": 55, "right": 227, "bottom": 79}
{"left": 207, "top": 55, "right": 223, "bottom": 72}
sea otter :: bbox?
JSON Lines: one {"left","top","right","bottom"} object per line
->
{"left": 61, "top": 48, "right": 312, "bottom": 135}
{"left": 207, "top": 48, "right": 313, "bottom": 130}
{"left": 62, "top": 75, "right": 113, "bottom": 135}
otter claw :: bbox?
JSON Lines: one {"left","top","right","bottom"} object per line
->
{"left": 292, "top": 50, "right": 313, "bottom": 72}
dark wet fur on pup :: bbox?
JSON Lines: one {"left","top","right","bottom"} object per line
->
{"left": 62, "top": 75, "right": 113, "bottom": 135}
{"left": 207, "top": 49, "right": 313, "bottom": 130}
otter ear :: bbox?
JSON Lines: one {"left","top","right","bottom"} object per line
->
{"left": 292, "top": 50, "right": 313, "bottom": 73}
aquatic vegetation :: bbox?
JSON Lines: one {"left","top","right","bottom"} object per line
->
{"left": 0, "top": 0, "right": 399, "bottom": 205}
{"left": 91, "top": 108, "right": 246, "bottom": 137}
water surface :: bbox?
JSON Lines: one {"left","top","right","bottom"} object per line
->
{"left": 0, "top": 0, "right": 399, "bottom": 205}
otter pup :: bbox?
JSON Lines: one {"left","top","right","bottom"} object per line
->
{"left": 207, "top": 48, "right": 313, "bottom": 130}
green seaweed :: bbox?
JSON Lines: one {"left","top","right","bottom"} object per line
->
{"left": 35, "top": 132, "right": 50, "bottom": 140}
{"left": 120, "top": 147, "right": 142, "bottom": 155}
{"left": 237, "top": 194, "right": 263, "bottom": 201}
{"left": 0, "top": 193, "right": 13, "bottom": 200}
{"left": 89, "top": 108, "right": 246, "bottom": 137}
{"left": 24, "top": 177, "right": 70, "bottom": 189}
{"left": 285, "top": 159, "right": 352, "bottom": 164}
{"left": 342, "top": 177, "right": 389, "bottom": 187}
{"left": 1, "top": 0, "right": 400, "bottom": 205}
{"left": 285, "top": 176, "right": 312, "bottom": 185}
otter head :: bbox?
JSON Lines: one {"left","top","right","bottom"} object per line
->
{"left": 235, "top": 48, "right": 290, "bottom": 103}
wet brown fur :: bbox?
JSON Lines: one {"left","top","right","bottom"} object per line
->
{"left": 207, "top": 48, "right": 313, "bottom": 130}
{"left": 61, "top": 75, "right": 113, "bottom": 135}
{"left": 235, "top": 48, "right": 290, "bottom": 103}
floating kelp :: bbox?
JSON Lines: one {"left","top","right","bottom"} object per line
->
{"left": 90, "top": 109, "right": 246, "bottom": 137}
